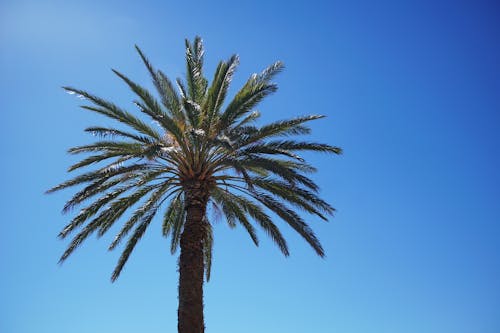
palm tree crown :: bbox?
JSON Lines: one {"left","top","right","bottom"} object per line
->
{"left": 48, "top": 36, "right": 341, "bottom": 332}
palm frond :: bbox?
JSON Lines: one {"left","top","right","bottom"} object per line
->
{"left": 162, "top": 193, "right": 183, "bottom": 236}
{"left": 249, "top": 178, "right": 332, "bottom": 220}
{"left": 85, "top": 126, "right": 153, "bottom": 144}
{"left": 68, "top": 141, "right": 143, "bottom": 155}
{"left": 233, "top": 110, "right": 260, "bottom": 129}
{"left": 184, "top": 36, "right": 208, "bottom": 103}
{"left": 219, "top": 80, "right": 277, "bottom": 130}
{"left": 218, "top": 61, "right": 283, "bottom": 130}
{"left": 251, "top": 177, "right": 335, "bottom": 216}
{"left": 211, "top": 187, "right": 259, "bottom": 244}
{"left": 250, "top": 191, "right": 324, "bottom": 257}
{"left": 59, "top": 185, "right": 159, "bottom": 262}
{"left": 58, "top": 185, "right": 130, "bottom": 239}
{"left": 243, "top": 140, "right": 342, "bottom": 155}
{"left": 108, "top": 183, "right": 174, "bottom": 250}
{"left": 63, "top": 87, "right": 162, "bottom": 140}
{"left": 157, "top": 70, "right": 184, "bottom": 120}
{"left": 62, "top": 174, "right": 133, "bottom": 213}
{"left": 47, "top": 164, "right": 150, "bottom": 194}
{"left": 58, "top": 216, "right": 103, "bottom": 263}
{"left": 134, "top": 44, "right": 179, "bottom": 117}
{"left": 258, "top": 61, "right": 284, "bottom": 83}
{"left": 176, "top": 77, "right": 187, "bottom": 99}
{"left": 203, "top": 55, "right": 239, "bottom": 130}
{"left": 111, "top": 207, "right": 157, "bottom": 281}
{"left": 212, "top": 187, "right": 290, "bottom": 255}
{"left": 182, "top": 98, "right": 202, "bottom": 128}
{"left": 58, "top": 169, "right": 166, "bottom": 239}
{"left": 236, "top": 115, "right": 325, "bottom": 148}
{"left": 111, "top": 69, "right": 187, "bottom": 150}
{"left": 230, "top": 156, "right": 319, "bottom": 191}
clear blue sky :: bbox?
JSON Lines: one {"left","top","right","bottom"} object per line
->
{"left": 1, "top": 0, "right": 499, "bottom": 332}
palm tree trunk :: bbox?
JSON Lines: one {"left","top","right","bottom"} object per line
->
{"left": 178, "top": 183, "right": 208, "bottom": 333}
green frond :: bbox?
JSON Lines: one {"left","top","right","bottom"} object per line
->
{"left": 219, "top": 79, "right": 277, "bottom": 130}
{"left": 134, "top": 45, "right": 156, "bottom": 77}
{"left": 250, "top": 191, "right": 324, "bottom": 257}
{"left": 236, "top": 141, "right": 342, "bottom": 164}
{"left": 243, "top": 140, "right": 342, "bottom": 156}
{"left": 217, "top": 157, "right": 255, "bottom": 189}
{"left": 212, "top": 187, "right": 290, "bottom": 256}
{"left": 211, "top": 190, "right": 235, "bottom": 228}
{"left": 176, "top": 78, "right": 187, "bottom": 99}
{"left": 68, "top": 141, "right": 143, "bottom": 155}
{"left": 108, "top": 183, "right": 174, "bottom": 249}
{"left": 112, "top": 69, "right": 163, "bottom": 114}
{"left": 162, "top": 192, "right": 183, "bottom": 236}
{"left": 169, "top": 206, "right": 185, "bottom": 254}
{"left": 240, "top": 144, "right": 305, "bottom": 161}
{"left": 233, "top": 110, "right": 260, "bottom": 129}
{"left": 62, "top": 174, "right": 133, "bottom": 213}
{"left": 62, "top": 179, "right": 106, "bottom": 214}
{"left": 59, "top": 216, "right": 103, "bottom": 263}
{"left": 251, "top": 177, "right": 335, "bottom": 216}
{"left": 58, "top": 168, "right": 167, "bottom": 240}
{"left": 111, "top": 69, "right": 186, "bottom": 145}
{"left": 68, "top": 153, "right": 134, "bottom": 173}
{"left": 58, "top": 185, "right": 131, "bottom": 239}
{"left": 60, "top": 185, "right": 160, "bottom": 260}
{"left": 63, "top": 87, "right": 162, "bottom": 140}
{"left": 47, "top": 164, "right": 150, "bottom": 194}
{"left": 211, "top": 187, "right": 259, "bottom": 244}
{"left": 204, "top": 55, "right": 239, "bottom": 130}
{"left": 111, "top": 207, "right": 157, "bottom": 282}
{"left": 249, "top": 178, "right": 333, "bottom": 220}
{"left": 218, "top": 61, "right": 283, "bottom": 130}
{"left": 137, "top": 103, "right": 186, "bottom": 151}
{"left": 236, "top": 115, "right": 325, "bottom": 148}
{"left": 85, "top": 126, "right": 153, "bottom": 144}
{"left": 182, "top": 98, "right": 202, "bottom": 128}
{"left": 232, "top": 156, "right": 319, "bottom": 191}
{"left": 257, "top": 61, "right": 284, "bottom": 83}
{"left": 184, "top": 36, "right": 208, "bottom": 103}
{"left": 161, "top": 193, "right": 186, "bottom": 254}
{"left": 112, "top": 69, "right": 165, "bottom": 118}
{"left": 157, "top": 70, "right": 183, "bottom": 120}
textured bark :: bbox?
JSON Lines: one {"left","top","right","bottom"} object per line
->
{"left": 178, "top": 181, "right": 209, "bottom": 333}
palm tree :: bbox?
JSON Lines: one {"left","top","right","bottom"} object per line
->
{"left": 48, "top": 37, "right": 341, "bottom": 333}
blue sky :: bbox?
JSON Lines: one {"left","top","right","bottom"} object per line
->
{"left": 1, "top": 0, "right": 499, "bottom": 332}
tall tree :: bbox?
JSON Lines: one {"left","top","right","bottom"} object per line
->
{"left": 48, "top": 37, "right": 341, "bottom": 333}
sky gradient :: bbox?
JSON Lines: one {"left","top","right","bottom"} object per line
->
{"left": 1, "top": 0, "right": 499, "bottom": 332}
